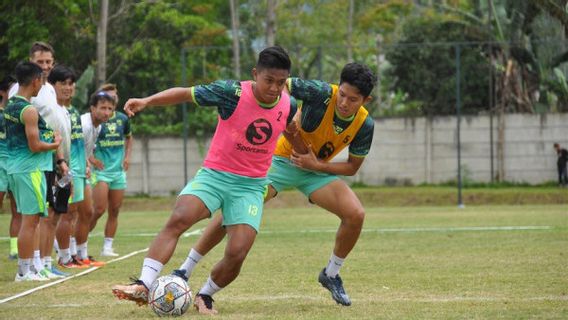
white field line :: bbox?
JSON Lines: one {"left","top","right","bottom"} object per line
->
{"left": 0, "top": 226, "right": 553, "bottom": 241}
{"left": 0, "top": 248, "right": 148, "bottom": 305}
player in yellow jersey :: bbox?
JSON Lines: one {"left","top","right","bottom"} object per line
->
{"left": 175, "top": 62, "right": 376, "bottom": 306}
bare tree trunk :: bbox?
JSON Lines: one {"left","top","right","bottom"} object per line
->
{"left": 96, "top": 0, "right": 109, "bottom": 86}
{"left": 497, "top": 58, "right": 514, "bottom": 182}
{"left": 374, "top": 34, "right": 383, "bottom": 113}
{"left": 347, "top": 0, "right": 354, "bottom": 62}
{"left": 266, "top": 0, "right": 276, "bottom": 47}
{"left": 229, "top": 0, "right": 241, "bottom": 78}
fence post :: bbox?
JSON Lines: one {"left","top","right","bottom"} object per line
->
{"left": 455, "top": 44, "right": 464, "bottom": 208}
{"left": 181, "top": 48, "right": 188, "bottom": 184}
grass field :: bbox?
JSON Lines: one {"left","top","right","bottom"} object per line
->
{"left": 0, "top": 190, "right": 566, "bottom": 319}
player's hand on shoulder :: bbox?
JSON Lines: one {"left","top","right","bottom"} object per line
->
{"left": 124, "top": 98, "right": 147, "bottom": 117}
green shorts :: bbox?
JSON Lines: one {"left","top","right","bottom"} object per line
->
{"left": 69, "top": 176, "right": 86, "bottom": 204}
{"left": 268, "top": 156, "right": 339, "bottom": 197}
{"left": 92, "top": 170, "right": 127, "bottom": 190}
{"left": 0, "top": 161, "right": 9, "bottom": 192}
{"left": 8, "top": 169, "right": 48, "bottom": 216}
{"left": 179, "top": 167, "right": 268, "bottom": 232}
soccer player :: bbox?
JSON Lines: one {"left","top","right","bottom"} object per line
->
{"left": 37, "top": 64, "right": 81, "bottom": 277}
{"left": 112, "top": 46, "right": 299, "bottom": 315}
{"left": 0, "top": 75, "right": 20, "bottom": 260}
{"left": 56, "top": 90, "right": 114, "bottom": 268}
{"left": 177, "top": 62, "right": 376, "bottom": 306}
{"left": 6, "top": 61, "right": 61, "bottom": 281}
{"left": 9, "top": 42, "right": 72, "bottom": 277}
{"left": 89, "top": 83, "right": 132, "bottom": 257}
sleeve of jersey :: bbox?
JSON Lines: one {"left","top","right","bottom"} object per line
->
{"left": 348, "top": 116, "right": 374, "bottom": 157}
{"left": 191, "top": 80, "right": 241, "bottom": 119}
{"left": 286, "top": 97, "right": 298, "bottom": 125}
{"left": 124, "top": 115, "right": 132, "bottom": 137}
{"left": 288, "top": 78, "right": 332, "bottom": 107}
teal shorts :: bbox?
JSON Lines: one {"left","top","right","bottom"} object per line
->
{"left": 179, "top": 167, "right": 268, "bottom": 232}
{"left": 69, "top": 176, "right": 86, "bottom": 204}
{"left": 268, "top": 156, "right": 339, "bottom": 197}
{"left": 8, "top": 169, "right": 48, "bottom": 216}
{"left": 92, "top": 170, "right": 127, "bottom": 190}
{"left": 0, "top": 161, "right": 9, "bottom": 192}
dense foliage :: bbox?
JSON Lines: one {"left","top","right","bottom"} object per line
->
{"left": 1, "top": 0, "right": 566, "bottom": 135}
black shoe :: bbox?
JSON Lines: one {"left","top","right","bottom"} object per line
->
{"left": 171, "top": 269, "right": 188, "bottom": 282}
{"left": 318, "top": 268, "right": 351, "bottom": 306}
{"left": 194, "top": 293, "right": 218, "bottom": 315}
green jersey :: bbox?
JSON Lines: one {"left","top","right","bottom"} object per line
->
{"left": 69, "top": 106, "right": 86, "bottom": 177}
{"left": 4, "top": 96, "right": 54, "bottom": 174}
{"left": 94, "top": 111, "right": 131, "bottom": 173}
{"left": 0, "top": 107, "right": 7, "bottom": 160}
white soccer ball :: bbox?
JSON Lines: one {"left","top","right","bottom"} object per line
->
{"left": 148, "top": 275, "right": 192, "bottom": 317}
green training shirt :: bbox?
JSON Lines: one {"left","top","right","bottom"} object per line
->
{"left": 94, "top": 111, "right": 131, "bottom": 173}
{"left": 4, "top": 96, "right": 54, "bottom": 173}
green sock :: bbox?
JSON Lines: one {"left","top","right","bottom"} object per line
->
{"left": 10, "top": 237, "right": 18, "bottom": 255}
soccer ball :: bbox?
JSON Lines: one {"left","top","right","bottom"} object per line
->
{"left": 148, "top": 275, "right": 192, "bottom": 317}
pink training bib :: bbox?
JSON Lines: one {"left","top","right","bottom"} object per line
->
{"left": 203, "top": 81, "right": 290, "bottom": 178}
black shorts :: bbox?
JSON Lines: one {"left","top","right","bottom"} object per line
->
{"left": 45, "top": 170, "right": 71, "bottom": 214}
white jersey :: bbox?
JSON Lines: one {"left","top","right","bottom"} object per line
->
{"left": 9, "top": 82, "right": 72, "bottom": 161}
{"left": 81, "top": 112, "right": 101, "bottom": 158}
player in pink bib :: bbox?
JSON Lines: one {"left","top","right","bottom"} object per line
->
{"left": 112, "top": 46, "right": 299, "bottom": 315}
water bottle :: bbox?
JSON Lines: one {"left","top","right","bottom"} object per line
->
{"left": 57, "top": 172, "right": 73, "bottom": 188}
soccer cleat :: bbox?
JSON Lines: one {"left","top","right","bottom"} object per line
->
{"left": 50, "top": 266, "right": 69, "bottom": 277}
{"left": 194, "top": 294, "right": 218, "bottom": 315}
{"left": 8, "top": 253, "right": 18, "bottom": 260}
{"left": 171, "top": 269, "right": 189, "bottom": 282}
{"left": 101, "top": 247, "right": 119, "bottom": 257}
{"left": 15, "top": 272, "right": 49, "bottom": 282}
{"left": 80, "top": 256, "right": 106, "bottom": 267}
{"left": 112, "top": 279, "right": 149, "bottom": 306}
{"left": 58, "top": 257, "right": 89, "bottom": 269}
{"left": 318, "top": 268, "right": 352, "bottom": 306}
{"left": 39, "top": 268, "right": 63, "bottom": 279}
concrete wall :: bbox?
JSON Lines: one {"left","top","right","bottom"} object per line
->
{"left": 125, "top": 114, "right": 568, "bottom": 195}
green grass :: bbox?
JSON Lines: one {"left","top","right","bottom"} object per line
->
{"left": 0, "top": 203, "right": 566, "bottom": 319}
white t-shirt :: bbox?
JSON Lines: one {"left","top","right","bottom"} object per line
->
{"left": 81, "top": 112, "right": 101, "bottom": 158}
{"left": 9, "top": 82, "right": 72, "bottom": 161}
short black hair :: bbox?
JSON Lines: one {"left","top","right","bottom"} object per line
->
{"left": 89, "top": 90, "right": 115, "bottom": 107}
{"left": 0, "top": 75, "right": 16, "bottom": 92}
{"left": 256, "top": 45, "right": 291, "bottom": 72}
{"left": 339, "top": 62, "right": 377, "bottom": 97}
{"left": 15, "top": 61, "right": 43, "bottom": 86}
{"left": 48, "top": 64, "right": 76, "bottom": 85}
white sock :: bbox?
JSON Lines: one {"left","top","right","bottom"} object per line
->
{"left": 180, "top": 248, "right": 203, "bottom": 277}
{"left": 18, "top": 258, "right": 32, "bottom": 276}
{"left": 33, "top": 250, "right": 44, "bottom": 272}
{"left": 198, "top": 276, "right": 223, "bottom": 297}
{"left": 43, "top": 256, "right": 53, "bottom": 269}
{"left": 58, "top": 248, "right": 71, "bottom": 264}
{"left": 53, "top": 239, "right": 59, "bottom": 252}
{"left": 140, "top": 258, "right": 163, "bottom": 288}
{"left": 77, "top": 242, "right": 88, "bottom": 260}
{"left": 70, "top": 237, "right": 77, "bottom": 256}
{"left": 325, "top": 253, "right": 345, "bottom": 278}
{"left": 103, "top": 237, "right": 114, "bottom": 250}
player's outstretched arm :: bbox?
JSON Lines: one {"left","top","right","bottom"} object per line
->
{"left": 124, "top": 87, "right": 193, "bottom": 117}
